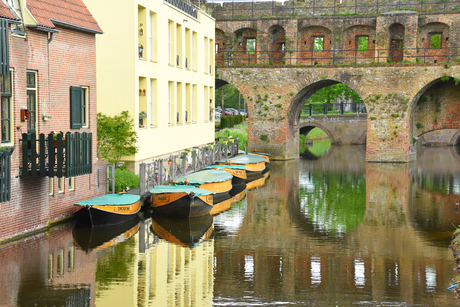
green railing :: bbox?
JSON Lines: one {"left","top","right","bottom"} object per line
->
{"left": 0, "top": 148, "right": 13, "bottom": 202}
{"left": 21, "top": 132, "right": 92, "bottom": 178}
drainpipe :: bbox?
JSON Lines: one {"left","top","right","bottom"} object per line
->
{"left": 48, "top": 32, "right": 54, "bottom": 44}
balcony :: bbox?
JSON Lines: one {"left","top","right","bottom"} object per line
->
{"left": 20, "top": 132, "right": 92, "bottom": 178}
{"left": 164, "top": 0, "right": 198, "bottom": 19}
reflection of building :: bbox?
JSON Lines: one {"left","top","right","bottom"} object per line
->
{"left": 85, "top": 0, "right": 216, "bottom": 171}
{"left": 0, "top": 224, "right": 97, "bottom": 306}
{"left": 0, "top": 0, "right": 106, "bottom": 243}
{"left": 95, "top": 218, "right": 215, "bottom": 306}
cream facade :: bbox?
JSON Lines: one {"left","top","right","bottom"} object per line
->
{"left": 85, "top": 0, "right": 216, "bottom": 170}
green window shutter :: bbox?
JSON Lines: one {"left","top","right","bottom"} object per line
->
{"left": 70, "top": 86, "right": 82, "bottom": 129}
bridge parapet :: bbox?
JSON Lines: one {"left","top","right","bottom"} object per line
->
{"left": 214, "top": 10, "right": 460, "bottom": 67}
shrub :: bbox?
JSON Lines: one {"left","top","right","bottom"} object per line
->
{"left": 109, "top": 168, "right": 140, "bottom": 193}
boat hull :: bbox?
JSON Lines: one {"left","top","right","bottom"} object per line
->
{"left": 152, "top": 192, "right": 213, "bottom": 218}
{"left": 73, "top": 200, "right": 141, "bottom": 227}
{"left": 199, "top": 179, "right": 233, "bottom": 201}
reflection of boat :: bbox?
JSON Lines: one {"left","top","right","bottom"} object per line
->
{"left": 174, "top": 169, "right": 233, "bottom": 201}
{"left": 73, "top": 194, "right": 141, "bottom": 227}
{"left": 216, "top": 154, "right": 267, "bottom": 179}
{"left": 72, "top": 215, "right": 140, "bottom": 252}
{"left": 210, "top": 183, "right": 247, "bottom": 216}
{"left": 150, "top": 185, "right": 214, "bottom": 217}
{"left": 204, "top": 164, "right": 247, "bottom": 185}
{"left": 245, "top": 175, "right": 266, "bottom": 191}
{"left": 150, "top": 214, "right": 214, "bottom": 248}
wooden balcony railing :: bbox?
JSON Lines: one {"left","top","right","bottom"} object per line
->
{"left": 20, "top": 132, "right": 92, "bottom": 178}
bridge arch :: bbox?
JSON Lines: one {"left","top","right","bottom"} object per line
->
{"left": 299, "top": 122, "right": 335, "bottom": 143}
{"left": 287, "top": 79, "right": 366, "bottom": 126}
{"left": 410, "top": 75, "right": 460, "bottom": 146}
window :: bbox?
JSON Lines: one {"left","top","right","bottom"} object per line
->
{"left": 177, "top": 82, "right": 182, "bottom": 124}
{"left": 209, "top": 39, "right": 214, "bottom": 74}
{"left": 176, "top": 23, "right": 182, "bottom": 67}
{"left": 150, "top": 79, "right": 157, "bottom": 126}
{"left": 357, "top": 36, "right": 369, "bottom": 52}
{"left": 204, "top": 36, "right": 209, "bottom": 73}
{"left": 246, "top": 38, "right": 256, "bottom": 54}
{"left": 9, "top": 0, "right": 25, "bottom": 35}
{"left": 27, "top": 71, "right": 37, "bottom": 133}
{"left": 313, "top": 37, "right": 324, "bottom": 52}
{"left": 430, "top": 33, "right": 442, "bottom": 49}
{"left": 58, "top": 177, "right": 64, "bottom": 193}
{"left": 192, "top": 84, "right": 197, "bottom": 122}
{"left": 1, "top": 70, "right": 12, "bottom": 143}
{"left": 150, "top": 12, "right": 157, "bottom": 61}
{"left": 70, "top": 86, "right": 88, "bottom": 128}
{"left": 168, "top": 81, "right": 174, "bottom": 124}
{"left": 186, "top": 83, "right": 191, "bottom": 123}
{"left": 168, "top": 20, "right": 174, "bottom": 65}
{"left": 215, "top": 43, "right": 219, "bottom": 54}
{"left": 192, "top": 31, "right": 197, "bottom": 71}
{"left": 185, "top": 28, "right": 191, "bottom": 69}
{"left": 204, "top": 86, "right": 209, "bottom": 122}
{"left": 49, "top": 177, "right": 54, "bottom": 195}
{"left": 69, "top": 177, "right": 74, "bottom": 191}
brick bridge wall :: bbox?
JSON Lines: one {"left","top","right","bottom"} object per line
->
{"left": 299, "top": 114, "right": 367, "bottom": 144}
{"left": 216, "top": 64, "right": 460, "bottom": 162}
{"left": 214, "top": 11, "right": 460, "bottom": 162}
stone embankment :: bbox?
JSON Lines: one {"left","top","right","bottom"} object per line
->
{"left": 450, "top": 229, "right": 460, "bottom": 297}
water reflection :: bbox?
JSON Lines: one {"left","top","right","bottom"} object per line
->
{"left": 2, "top": 144, "right": 460, "bottom": 306}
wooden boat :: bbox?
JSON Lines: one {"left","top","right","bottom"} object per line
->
{"left": 73, "top": 194, "right": 141, "bottom": 227}
{"left": 150, "top": 214, "right": 213, "bottom": 248}
{"left": 204, "top": 164, "right": 247, "bottom": 185}
{"left": 150, "top": 185, "right": 214, "bottom": 218}
{"left": 174, "top": 169, "right": 233, "bottom": 201}
{"left": 250, "top": 152, "right": 270, "bottom": 165}
{"left": 216, "top": 154, "right": 267, "bottom": 179}
{"left": 72, "top": 215, "right": 140, "bottom": 252}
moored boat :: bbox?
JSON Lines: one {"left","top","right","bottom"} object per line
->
{"left": 250, "top": 152, "right": 270, "bottom": 165}
{"left": 204, "top": 164, "right": 247, "bottom": 185}
{"left": 174, "top": 169, "right": 233, "bottom": 201}
{"left": 150, "top": 185, "right": 214, "bottom": 218}
{"left": 216, "top": 154, "right": 267, "bottom": 179}
{"left": 73, "top": 194, "right": 141, "bottom": 227}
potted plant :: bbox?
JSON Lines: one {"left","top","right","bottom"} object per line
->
{"left": 139, "top": 44, "right": 143, "bottom": 58}
{"left": 167, "top": 158, "right": 172, "bottom": 166}
{"left": 139, "top": 111, "right": 147, "bottom": 127}
{"left": 42, "top": 113, "right": 52, "bottom": 121}
{"left": 50, "top": 131, "right": 65, "bottom": 147}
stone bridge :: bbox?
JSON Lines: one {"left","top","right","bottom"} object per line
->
{"left": 212, "top": 9, "right": 460, "bottom": 162}
{"left": 299, "top": 114, "right": 367, "bottom": 144}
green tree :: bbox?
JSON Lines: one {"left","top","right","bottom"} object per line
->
{"left": 215, "top": 84, "right": 245, "bottom": 109}
{"left": 305, "top": 84, "right": 363, "bottom": 105}
{"left": 97, "top": 111, "right": 138, "bottom": 166}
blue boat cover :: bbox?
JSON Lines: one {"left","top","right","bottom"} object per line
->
{"left": 217, "top": 154, "right": 266, "bottom": 165}
{"left": 150, "top": 185, "right": 214, "bottom": 196}
{"left": 204, "top": 165, "right": 246, "bottom": 171}
{"left": 174, "top": 169, "right": 233, "bottom": 185}
{"left": 75, "top": 194, "right": 140, "bottom": 207}
{"left": 251, "top": 152, "right": 270, "bottom": 156}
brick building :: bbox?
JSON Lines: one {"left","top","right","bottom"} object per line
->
{"left": 0, "top": 0, "right": 107, "bottom": 243}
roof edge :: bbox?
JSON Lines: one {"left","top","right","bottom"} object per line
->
{"left": 26, "top": 24, "right": 60, "bottom": 33}
{"left": 50, "top": 19, "right": 103, "bottom": 34}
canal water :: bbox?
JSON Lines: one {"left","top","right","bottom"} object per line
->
{"left": 1, "top": 142, "right": 460, "bottom": 306}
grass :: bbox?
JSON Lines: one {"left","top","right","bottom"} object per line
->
{"left": 216, "top": 121, "right": 248, "bottom": 151}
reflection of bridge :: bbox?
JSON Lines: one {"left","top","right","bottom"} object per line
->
{"left": 212, "top": 159, "right": 458, "bottom": 305}
{"left": 212, "top": 8, "right": 460, "bottom": 162}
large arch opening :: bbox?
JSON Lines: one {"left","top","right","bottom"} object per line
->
{"left": 412, "top": 77, "right": 460, "bottom": 146}
{"left": 267, "top": 25, "right": 286, "bottom": 65}
{"left": 292, "top": 81, "right": 366, "bottom": 158}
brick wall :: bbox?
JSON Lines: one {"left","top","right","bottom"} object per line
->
{"left": 0, "top": 26, "right": 107, "bottom": 243}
